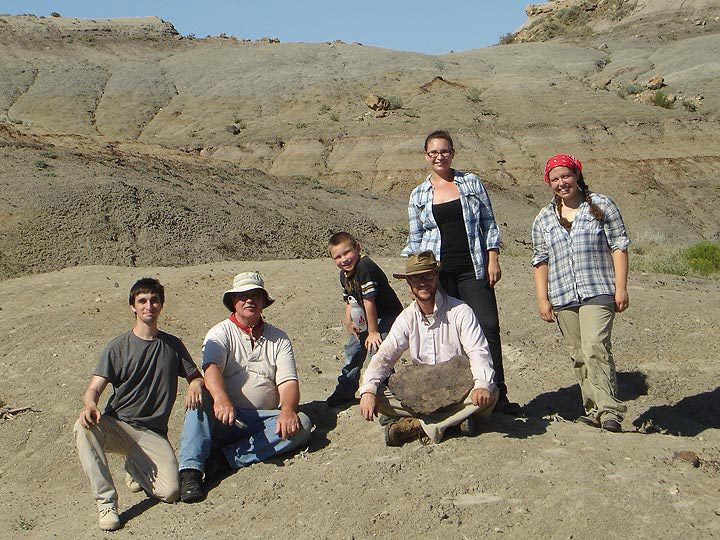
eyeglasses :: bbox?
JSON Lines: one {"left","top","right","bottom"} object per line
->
{"left": 425, "top": 150, "right": 453, "bottom": 158}
{"left": 407, "top": 272, "right": 437, "bottom": 284}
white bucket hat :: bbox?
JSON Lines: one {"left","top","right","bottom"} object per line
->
{"left": 222, "top": 271, "right": 275, "bottom": 311}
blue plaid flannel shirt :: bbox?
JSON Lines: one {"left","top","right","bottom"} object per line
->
{"left": 401, "top": 170, "right": 501, "bottom": 280}
{"left": 531, "top": 193, "right": 630, "bottom": 307}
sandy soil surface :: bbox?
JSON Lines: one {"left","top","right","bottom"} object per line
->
{"left": 1, "top": 257, "right": 719, "bottom": 538}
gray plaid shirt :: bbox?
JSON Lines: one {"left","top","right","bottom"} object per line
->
{"left": 531, "top": 193, "right": 630, "bottom": 307}
{"left": 401, "top": 170, "right": 501, "bottom": 280}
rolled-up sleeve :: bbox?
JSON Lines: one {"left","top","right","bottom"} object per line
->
{"left": 476, "top": 180, "right": 501, "bottom": 250}
{"left": 401, "top": 188, "right": 424, "bottom": 257}
{"left": 531, "top": 213, "right": 549, "bottom": 267}
{"left": 602, "top": 197, "right": 630, "bottom": 252}
{"left": 359, "top": 316, "right": 409, "bottom": 395}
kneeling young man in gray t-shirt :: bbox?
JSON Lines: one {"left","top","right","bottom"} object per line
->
{"left": 73, "top": 278, "right": 203, "bottom": 531}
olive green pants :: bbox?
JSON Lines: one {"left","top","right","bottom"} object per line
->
{"left": 556, "top": 304, "right": 626, "bottom": 421}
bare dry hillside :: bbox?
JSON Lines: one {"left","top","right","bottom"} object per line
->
{"left": 1, "top": 1, "right": 720, "bottom": 276}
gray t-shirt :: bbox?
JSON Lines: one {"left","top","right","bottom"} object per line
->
{"left": 95, "top": 330, "right": 199, "bottom": 435}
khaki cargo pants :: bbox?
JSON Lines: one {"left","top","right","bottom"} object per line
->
{"left": 74, "top": 415, "right": 180, "bottom": 510}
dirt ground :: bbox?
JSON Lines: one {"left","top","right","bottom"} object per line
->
{"left": 1, "top": 256, "right": 719, "bottom": 538}
{"left": 1, "top": 2, "right": 719, "bottom": 538}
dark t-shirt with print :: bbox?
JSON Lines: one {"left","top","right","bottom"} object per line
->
{"left": 340, "top": 255, "right": 403, "bottom": 320}
{"left": 95, "top": 330, "right": 199, "bottom": 435}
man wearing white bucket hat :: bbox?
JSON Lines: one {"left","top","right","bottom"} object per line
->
{"left": 177, "top": 272, "right": 312, "bottom": 502}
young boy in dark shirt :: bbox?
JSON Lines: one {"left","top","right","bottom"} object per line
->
{"left": 74, "top": 278, "right": 203, "bottom": 531}
{"left": 326, "top": 232, "right": 403, "bottom": 407}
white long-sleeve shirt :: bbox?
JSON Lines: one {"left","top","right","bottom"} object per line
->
{"left": 359, "top": 291, "right": 496, "bottom": 395}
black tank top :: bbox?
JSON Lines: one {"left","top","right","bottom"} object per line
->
{"left": 432, "top": 198, "right": 473, "bottom": 272}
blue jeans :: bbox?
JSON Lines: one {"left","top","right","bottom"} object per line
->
{"left": 331, "top": 316, "right": 394, "bottom": 399}
{"left": 178, "top": 393, "right": 312, "bottom": 473}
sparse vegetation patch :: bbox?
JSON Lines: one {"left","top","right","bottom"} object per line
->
{"left": 632, "top": 234, "right": 720, "bottom": 277}
{"left": 651, "top": 91, "right": 675, "bottom": 109}
{"left": 685, "top": 241, "right": 720, "bottom": 275}
{"left": 385, "top": 96, "right": 403, "bottom": 110}
{"left": 466, "top": 87, "right": 482, "bottom": 103}
{"left": 498, "top": 32, "right": 515, "bottom": 45}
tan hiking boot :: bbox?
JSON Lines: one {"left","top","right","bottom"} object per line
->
{"left": 124, "top": 472, "right": 143, "bottom": 493}
{"left": 98, "top": 506, "right": 121, "bottom": 531}
{"left": 384, "top": 417, "right": 426, "bottom": 446}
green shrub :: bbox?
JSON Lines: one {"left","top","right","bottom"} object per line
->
{"left": 556, "top": 6, "right": 583, "bottom": 24}
{"left": 688, "top": 258, "right": 715, "bottom": 274}
{"left": 539, "top": 21, "right": 563, "bottom": 39}
{"left": 617, "top": 82, "right": 643, "bottom": 98}
{"left": 682, "top": 99, "right": 697, "bottom": 112}
{"left": 651, "top": 91, "right": 674, "bottom": 109}
{"left": 329, "top": 112, "right": 339, "bottom": 122}
{"left": 685, "top": 241, "right": 720, "bottom": 274}
{"left": 466, "top": 87, "right": 482, "bottom": 103}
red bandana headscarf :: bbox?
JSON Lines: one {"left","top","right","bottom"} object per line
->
{"left": 544, "top": 154, "right": 582, "bottom": 184}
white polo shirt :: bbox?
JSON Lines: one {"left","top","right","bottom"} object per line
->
{"left": 202, "top": 319, "right": 298, "bottom": 410}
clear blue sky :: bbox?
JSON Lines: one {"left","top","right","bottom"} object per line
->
{"left": 1, "top": 1, "right": 532, "bottom": 54}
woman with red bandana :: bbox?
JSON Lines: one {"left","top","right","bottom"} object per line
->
{"left": 531, "top": 154, "right": 630, "bottom": 432}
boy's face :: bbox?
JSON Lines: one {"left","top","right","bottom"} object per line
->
{"left": 131, "top": 292, "right": 163, "bottom": 324}
{"left": 330, "top": 241, "right": 360, "bottom": 275}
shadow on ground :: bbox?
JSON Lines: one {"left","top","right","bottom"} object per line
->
{"left": 522, "top": 371, "right": 649, "bottom": 421}
{"left": 299, "top": 399, "right": 340, "bottom": 453}
{"left": 120, "top": 497, "right": 159, "bottom": 525}
{"left": 633, "top": 386, "right": 720, "bottom": 436}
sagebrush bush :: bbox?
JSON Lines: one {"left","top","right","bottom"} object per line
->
{"left": 617, "top": 82, "right": 643, "bottom": 98}
{"left": 466, "top": 87, "right": 482, "bottom": 103}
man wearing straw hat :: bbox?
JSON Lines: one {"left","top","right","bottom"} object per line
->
{"left": 177, "top": 271, "right": 312, "bottom": 503}
{"left": 359, "top": 251, "right": 498, "bottom": 446}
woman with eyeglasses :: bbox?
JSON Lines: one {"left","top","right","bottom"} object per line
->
{"left": 531, "top": 154, "right": 630, "bottom": 432}
{"left": 402, "top": 130, "right": 519, "bottom": 414}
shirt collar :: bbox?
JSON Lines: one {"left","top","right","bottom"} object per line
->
{"left": 229, "top": 313, "right": 265, "bottom": 340}
{"left": 412, "top": 290, "right": 446, "bottom": 322}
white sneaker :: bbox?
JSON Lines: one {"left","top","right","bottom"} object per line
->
{"left": 98, "top": 506, "right": 121, "bottom": 531}
{"left": 124, "top": 472, "right": 143, "bottom": 493}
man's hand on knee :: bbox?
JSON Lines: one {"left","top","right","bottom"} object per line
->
{"left": 79, "top": 404, "right": 102, "bottom": 428}
{"left": 470, "top": 388, "right": 492, "bottom": 408}
{"left": 276, "top": 409, "right": 301, "bottom": 439}
{"left": 213, "top": 396, "right": 236, "bottom": 425}
{"left": 359, "top": 393, "right": 378, "bottom": 421}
